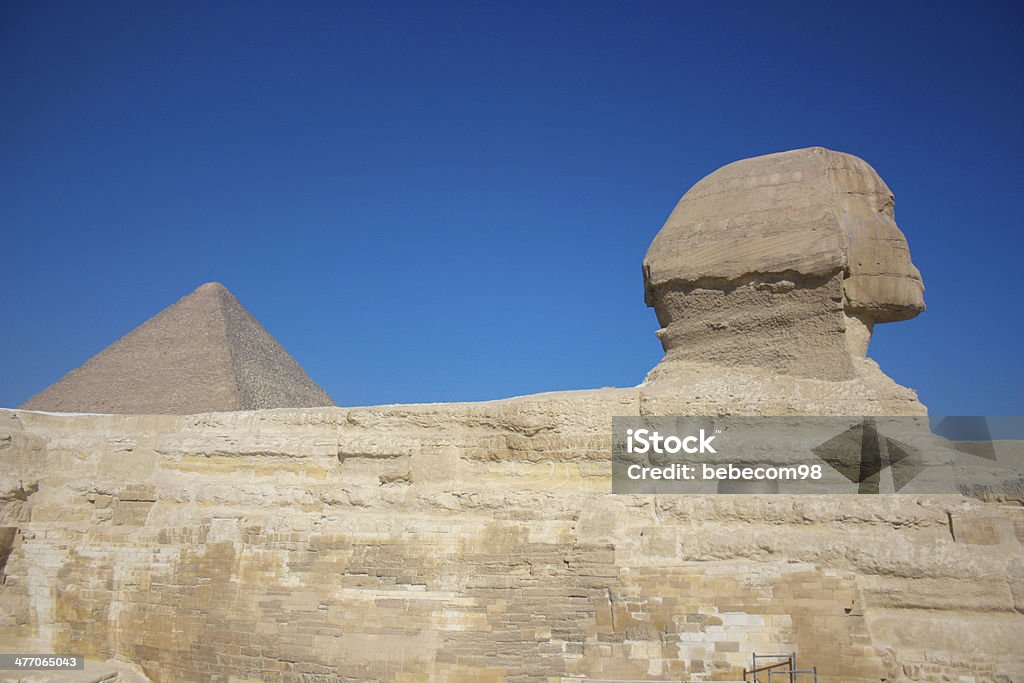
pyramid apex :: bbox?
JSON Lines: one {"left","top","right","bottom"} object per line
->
{"left": 195, "top": 281, "right": 229, "bottom": 293}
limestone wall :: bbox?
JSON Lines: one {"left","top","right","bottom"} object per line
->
{"left": 1, "top": 398, "right": 1022, "bottom": 682}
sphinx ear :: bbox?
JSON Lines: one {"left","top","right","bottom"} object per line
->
{"left": 642, "top": 263, "right": 656, "bottom": 307}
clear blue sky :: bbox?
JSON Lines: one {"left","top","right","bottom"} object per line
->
{"left": 2, "top": 1, "right": 1021, "bottom": 414}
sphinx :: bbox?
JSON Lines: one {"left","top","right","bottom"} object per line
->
{"left": 639, "top": 146, "right": 927, "bottom": 416}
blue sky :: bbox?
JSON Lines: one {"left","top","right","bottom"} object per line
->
{"left": 2, "top": 1, "right": 1021, "bottom": 414}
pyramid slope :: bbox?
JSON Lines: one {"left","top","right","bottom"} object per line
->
{"left": 217, "top": 284, "right": 335, "bottom": 410}
{"left": 21, "top": 283, "right": 334, "bottom": 414}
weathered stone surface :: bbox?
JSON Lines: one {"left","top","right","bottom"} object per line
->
{"left": 0, "top": 405, "right": 1021, "bottom": 682}
{"left": 20, "top": 283, "right": 334, "bottom": 414}
{"left": 643, "top": 147, "right": 925, "bottom": 388}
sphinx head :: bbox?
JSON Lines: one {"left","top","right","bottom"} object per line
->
{"left": 643, "top": 147, "right": 924, "bottom": 381}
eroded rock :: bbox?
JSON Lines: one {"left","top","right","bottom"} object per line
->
{"left": 643, "top": 148, "right": 925, "bottom": 406}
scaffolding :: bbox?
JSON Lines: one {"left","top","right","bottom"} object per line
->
{"left": 743, "top": 652, "right": 818, "bottom": 683}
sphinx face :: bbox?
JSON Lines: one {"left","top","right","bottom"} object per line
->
{"left": 832, "top": 152, "right": 925, "bottom": 323}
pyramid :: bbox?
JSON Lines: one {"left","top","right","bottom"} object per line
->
{"left": 21, "top": 282, "right": 334, "bottom": 414}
